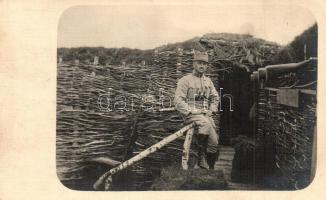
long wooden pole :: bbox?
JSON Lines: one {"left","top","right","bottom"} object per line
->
{"left": 93, "top": 122, "right": 196, "bottom": 190}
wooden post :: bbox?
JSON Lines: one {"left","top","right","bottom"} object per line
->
{"left": 176, "top": 62, "right": 182, "bottom": 73}
{"left": 58, "top": 57, "right": 63, "bottom": 64}
{"left": 93, "top": 56, "right": 99, "bottom": 65}
{"left": 177, "top": 47, "right": 183, "bottom": 56}
{"left": 182, "top": 128, "right": 194, "bottom": 170}
{"left": 121, "top": 61, "right": 126, "bottom": 68}
{"left": 141, "top": 60, "right": 146, "bottom": 66}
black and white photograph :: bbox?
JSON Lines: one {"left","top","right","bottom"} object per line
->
{"left": 56, "top": 5, "right": 317, "bottom": 191}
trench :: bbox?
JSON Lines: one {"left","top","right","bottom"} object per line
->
{"left": 57, "top": 27, "right": 317, "bottom": 190}
{"left": 59, "top": 67, "right": 260, "bottom": 191}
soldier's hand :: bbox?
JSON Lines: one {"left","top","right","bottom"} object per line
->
{"left": 205, "top": 110, "right": 213, "bottom": 117}
{"left": 201, "top": 109, "right": 214, "bottom": 116}
{"left": 190, "top": 109, "right": 204, "bottom": 115}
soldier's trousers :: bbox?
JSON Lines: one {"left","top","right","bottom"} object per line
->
{"left": 185, "top": 114, "right": 219, "bottom": 153}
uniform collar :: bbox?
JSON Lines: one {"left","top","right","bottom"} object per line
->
{"left": 192, "top": 70, "right": 206, "bottom": 78}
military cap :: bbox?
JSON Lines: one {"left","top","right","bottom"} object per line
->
{"left": 193, "top": 52, "right": 209, "bottom": 63}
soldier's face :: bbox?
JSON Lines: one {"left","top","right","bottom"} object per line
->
{"left": 193, "top": 61, "right": 208, "bottom": 74}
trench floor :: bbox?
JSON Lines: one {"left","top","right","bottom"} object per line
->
{"left": 216, "top": 146, "right": 267, "bottom": 190}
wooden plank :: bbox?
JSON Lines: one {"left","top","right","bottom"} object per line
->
{"left": 84, "top": 157, "right": 121, "bottom": 166}
{"left": 264, "top": 88, "right": 316, "bottom": 96}
{"left": 264, "top": 87, "right": 279, "bottom": 92}
{"left": 300, "top": 89, "right": 317, "bottom": 96}
{"left": 214, "top": 146, "right": 235, "bottom": 181}
{"left": 277, "top": 89, "right": 299, "bottom": 108}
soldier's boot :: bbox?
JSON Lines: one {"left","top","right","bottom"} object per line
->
{"left": 206, "top": 149, "right": 220, "bottom": 170}
{"left": 197, "top": 135, "right": 209, "bottom": 169}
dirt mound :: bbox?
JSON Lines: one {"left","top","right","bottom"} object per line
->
{"left": 150, "top": 165, "right": 227, "bottom": 190}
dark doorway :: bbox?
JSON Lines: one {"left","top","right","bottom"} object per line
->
{"left": 218, "top": 66, "right": 252, "bottom": 145}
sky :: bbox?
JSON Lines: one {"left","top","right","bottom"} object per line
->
{"left": 58, "top": 5, "right": 316, "bottom": 49}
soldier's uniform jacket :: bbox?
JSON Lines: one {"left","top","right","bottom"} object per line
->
{"left": 174, "top": 72, "right": 219, "bottom": 116}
